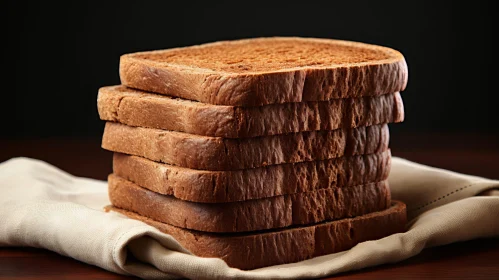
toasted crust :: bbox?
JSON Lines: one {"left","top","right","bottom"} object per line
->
{"left": 120, "top": 37, "right": 408, "bottom": 106}
{"left": 102, "top": 123, "right": 389, "bottom": 171}
{"left": 109, "top": 201, "right": 407, "bottom": 270}
{"left": 109, "top": 174, "right": 391, "bottom": 232}
{"left": 113, "top": 150, "right": 391, "bottom": 203}
{"left": 98, "top": 85, "right": 404, "bottom": 138}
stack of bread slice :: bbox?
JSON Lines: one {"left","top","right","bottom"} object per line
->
{"left": 98, "top": 37, "right": 408, "bottom": 270}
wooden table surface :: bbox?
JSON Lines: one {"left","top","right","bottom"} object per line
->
{"left": 0, "top": 134, "right": 498, "bottom": 279}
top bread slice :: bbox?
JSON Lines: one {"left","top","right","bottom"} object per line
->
{"left": 120, "top": 37, "right": 408, "bottom": 106}
{"left": 98, "top": 85, "right": 404, "bottom": 138}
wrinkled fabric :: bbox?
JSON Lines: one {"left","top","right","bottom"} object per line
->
{"left": 0, "top": 157, "right": 498, "bottom": 279}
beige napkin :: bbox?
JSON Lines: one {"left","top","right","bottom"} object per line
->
{"left": 0, "top": 157, "right": 498, "bottom": 279}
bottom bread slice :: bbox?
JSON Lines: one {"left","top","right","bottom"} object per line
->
{"left": 109, "top": 200, "right": 406, "bottom": 270}
{"left": 109, "top": 175, "right": 391, "bottom": 233}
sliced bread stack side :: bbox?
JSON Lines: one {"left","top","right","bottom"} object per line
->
{"left": 98, "top": 37, "right": 408, "bottom": 270}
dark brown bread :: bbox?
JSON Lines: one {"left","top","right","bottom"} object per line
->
{"left": 102, "top": 123, "right": 389, "bottom": 171}
{"left": 120, "top": 37, "right": 408, "bottom": 106}
{"left": 109, "top": 174, "right": 391, "bottom": 233}
{"left": 113, "top": 150, "right": 391, "bottom": 203}
{"left": 98, "top": 85, "right": 404, "bottom": 138}
{"left": 109, "top": 201, "right": 407, "bottom": 270}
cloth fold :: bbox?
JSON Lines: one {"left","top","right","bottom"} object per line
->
{"left": 0, "top": 157, "right": 498, "bottom": 279}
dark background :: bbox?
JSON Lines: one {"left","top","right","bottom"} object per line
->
{"left": 4, "top": 0, "right": 498, "bottom": 139}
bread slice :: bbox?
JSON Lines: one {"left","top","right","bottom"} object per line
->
{"left": 109, "top": 174, "right": 390, "bottom": 233}
{"left": 109, "top": 200, "right": 406, "bottom": 269}
{"left": 120, "top": 37, "right": 408, "bottom": 106}
{"left": 98, "top": 85, "right": 404, "bottom": 138}
{"left": 102, "top": 123, "right": 389, "bottom": 171}
{"left": 113, "top": 150, "right": 391, "bottom": 203}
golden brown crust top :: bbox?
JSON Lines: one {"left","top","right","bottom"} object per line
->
{"left": 124, "top": 37, "right": 403, "bottom": 74}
